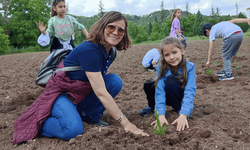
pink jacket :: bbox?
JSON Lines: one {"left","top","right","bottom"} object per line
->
{"left": 12, "top": 62, "right": 92, "bottom": 144}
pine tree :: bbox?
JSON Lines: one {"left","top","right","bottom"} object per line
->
{"left": 193, "top": 10, "right": 204, "bottom": 36}
{"left": 160, "top": 0, "right": 165, "bottom": 23}
{"left": 98, "top": 0, "right": 105, "bottom": 18}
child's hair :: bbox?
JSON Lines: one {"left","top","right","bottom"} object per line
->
{"left": 171, "top": 9, "right": 181, "bottom": 22}
{"left": 155, "top": 37, "right": 187, "bottom": 88}
{"left": 87, "top": 11, "right": 132, "bottom": 51}
{"left": 51, "top": 0, "right": 65, "bottom": 17}
{"left": 201, "top": 23, "right": 213, "bottom": 36}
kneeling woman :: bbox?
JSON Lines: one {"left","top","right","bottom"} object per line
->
{"left": 13, "top": 11, "right": 148, "bottom": 144}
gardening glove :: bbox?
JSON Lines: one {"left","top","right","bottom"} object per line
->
{"left": 171, "top": 114, "right": 189, "bottom": 132}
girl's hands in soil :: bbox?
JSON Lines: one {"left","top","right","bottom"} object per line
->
{"left": 38, "top": 21, "right": 47, "bottom": 35}
{"left": 171, "top": 114, "right": 189, "bottom": 132}
{"left": 206, "top": 61, "right": 210, "bottom": 67}
{"left": 121, "top": 116, "right": 149, "bottom": 136}
{"left": 150, "top": 115, "right": 169, "bottom": 127}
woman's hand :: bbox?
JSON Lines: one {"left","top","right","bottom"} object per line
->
{"left": 38, "top": 21, "right": 47, "bottom": 35}
{"left": 121, "top": 117, "right": 149, "bottom": 136}
{"left": 171, "top": 114, "right": 189, "bottom": 131}
{"left": 150, "top": 115, "right": 169, "bottom": 127}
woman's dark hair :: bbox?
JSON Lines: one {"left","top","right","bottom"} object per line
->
{"left": 51, "top": 0, "right": 66, "bottom": 17}
{"left": 154, "top": 37, "right": 187, "bottom": 88}
{"left": 202, "top": 23, "right": 213, "bottom": 36}
{"left": 87, "top": 11, "right": 132, "bottom": 51}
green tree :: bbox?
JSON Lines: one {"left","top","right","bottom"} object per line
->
{"left": 236, "top": 12, "right": 249, "bottom": 32}
{"left": 150, "top": 21, "right": 163, "bottom": 41}
{"left": 160, "top": 0, "right": 164, "bottom": 23}
{"left": 235, "top": 1, "right": 238, "bottom": 15}
{"left": 8, "top": 0, "right": 51, "bottom": 48}
{"left": 127, "top": 20, "right": 138, "bottom": 40}
{"left": 193, "top": 10, "right": 204, "bottom": 36}
{"left": 211, "top": 5, "right": 215, "bottom": 19}
{"left": 0, "top": 26, "right": 9, "bottom": 55}
{"left": 134, "top": 25, "right": 149, "bottom": 43}
{"left": 181, "top": 14, "right": 196, "bottom": 37}
{"left": 98, "top": 0, "right": 105, "bottom": 18}
{"left": 148, "top": 22, "right": 152, "bottom": 34}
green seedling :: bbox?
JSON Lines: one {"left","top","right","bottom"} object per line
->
{"left": 235, "top": 65, "right": 241, "bottom": 69}
{"left": 152, "top": 109, "right": 168, "bottom": 135}
{"left": 206, "top": 68, "right": 213, "bottom": 75}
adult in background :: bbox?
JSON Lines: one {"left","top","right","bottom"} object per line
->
{"left": 142, "top": 48, "right": 160, "bottom": 71}
{"left": 202, "top": 18, "right": 250, "bottom": 81}
{"left": 13, "top": 11, "right": 148, "bottom": 145}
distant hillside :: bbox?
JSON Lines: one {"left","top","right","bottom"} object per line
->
{"left": 69, "top": 9, "right": 191, "bottom": 30}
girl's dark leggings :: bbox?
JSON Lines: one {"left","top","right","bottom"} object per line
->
{"left": 143, "top": 76, "right": 184, "bottom": 112}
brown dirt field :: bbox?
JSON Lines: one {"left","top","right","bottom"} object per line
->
{"left": 1, "top": 38, "right": 250, "bottom": 150}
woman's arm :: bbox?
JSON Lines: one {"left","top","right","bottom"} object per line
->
{"left": 85, "top": 71, "right": 148, "bottom": 136}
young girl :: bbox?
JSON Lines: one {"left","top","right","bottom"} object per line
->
{"left": 140, "top": 37, "right": 196, "bottom": 132}
{"left": 37, "top": 0, "right": 89, "bottom": 52}
{"left": 170, "top": 9, "right": 187, "bottom": 50}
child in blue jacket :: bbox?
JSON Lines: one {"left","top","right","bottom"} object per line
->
{"left": 140, "top": 37, "right": 196, "bottom": 131}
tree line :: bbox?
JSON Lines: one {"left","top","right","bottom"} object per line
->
{"left": 0, "top": 0, "right": 249, "bottom": 55}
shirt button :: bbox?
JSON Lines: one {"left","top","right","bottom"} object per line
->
{"left": 106, "top": 66, "right": 108, "bottom": 68}
{"left": 107, "top": 60, "right": 109, "bottom": 62}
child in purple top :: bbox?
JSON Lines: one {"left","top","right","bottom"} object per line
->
{"left": 170, "top": 9, "right": 187, "bottom": 50}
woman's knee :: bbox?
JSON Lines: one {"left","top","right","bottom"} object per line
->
{"left": 60, "top": 123, "right": 84, "bottom": 140}
{"left": 104, "top": 73, "right": 123, "bottom": 92}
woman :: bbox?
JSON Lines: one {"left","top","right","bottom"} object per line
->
{"left": 13, "top": 11, "right": 148, "bottom": 145}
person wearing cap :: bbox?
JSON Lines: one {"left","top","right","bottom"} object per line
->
{"left": 202, "top": 18, "right": 250, "bottom": 81}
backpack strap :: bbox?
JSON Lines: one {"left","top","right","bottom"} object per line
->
{"left": 54, "top": 66, "right": 81, "bottom": 74}
{"left": 67, "top": 15, "right": 75, "bottom": 40}
{"left": 111, "top": 47, "right": 117, "bottom": 62}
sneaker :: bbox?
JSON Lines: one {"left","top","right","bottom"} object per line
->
{"left": 215, "top": 70, "right": 225, "bottom": 76}
{"left": 148, "top": 69, "right": 155, "bottom": 72}
{"left": 80, "top": 113, "right": 109, "bottom": 127}
{"left": 140, "top": 106, "right": 154, "bottom": 116}
{"left": 219, "top": 73, "right": 234, "bottom": 81}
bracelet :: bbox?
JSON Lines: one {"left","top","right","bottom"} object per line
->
{"left": 116, "top": 114, "right": 125, "bottom": 123}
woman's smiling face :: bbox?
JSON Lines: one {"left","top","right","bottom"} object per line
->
{"left": 104, "top": 20, "right": 125, "bottom": 48}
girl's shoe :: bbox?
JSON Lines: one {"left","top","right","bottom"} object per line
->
{"left": 215, "top": 70, "right": 225, "bottom": 76}
{"left": 219, "top": 73, "right": 234, "bottom": 81}
{"left": 140, "top": 106, "right": 154, "bottom": 116}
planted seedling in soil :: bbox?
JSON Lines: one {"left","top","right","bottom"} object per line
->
{"left": 206, "top": 68, "right": 217, "bottom": 82}
{"left": 152, "top": 109, "right": 168, "bottom": 135}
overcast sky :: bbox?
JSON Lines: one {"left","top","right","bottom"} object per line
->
{"left": 67, "top": 0, "right": 250, "bottom": 17}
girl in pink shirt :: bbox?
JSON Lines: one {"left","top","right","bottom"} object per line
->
{"left": 170, "top": 9, "right": 187, "bottom": 50}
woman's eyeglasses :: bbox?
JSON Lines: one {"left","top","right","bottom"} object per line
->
{"left": 106, "top": 25, "right": 125, "bottom": 36}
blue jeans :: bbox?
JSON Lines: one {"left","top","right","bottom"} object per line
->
{"left": 144, "top": 76, "right": 184, "bottom": 112}
{"left": 40, "top": 73, "right": 123, "bottom": 140}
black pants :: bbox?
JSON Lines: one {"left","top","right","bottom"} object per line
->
{"left": 143, "top": 76, "right": 184, "bottom": 113}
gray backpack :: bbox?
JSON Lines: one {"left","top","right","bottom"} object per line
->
{"left": 35, "top": 47, "right": 117, "bottom": 87}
